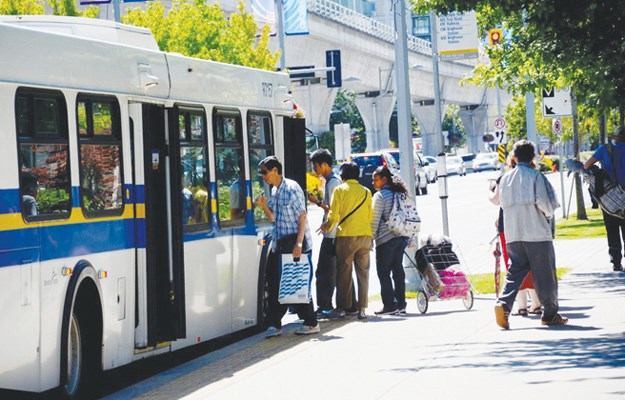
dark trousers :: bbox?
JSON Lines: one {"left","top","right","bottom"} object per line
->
{"left": 498, "top": 241, "right": 559, "bottom": 320}
{"left": 266, "top": 250, "right": 317, "bottom": 329}
{"left": 603, "top": 210, "right": 625, "bottom": 267}
{"left": 315, "top": 238, "right": 337, "bottom": 311}
{"left": 376, "top": 236, "right": 409, "bottom": 309}
{"left": 315, "top": 238, "right": 357, "bottom": 311}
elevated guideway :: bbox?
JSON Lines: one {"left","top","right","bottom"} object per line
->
{"left": 279, "top": 0, "right": 511, "bottom": 155}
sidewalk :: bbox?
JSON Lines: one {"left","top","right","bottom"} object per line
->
{"left": 105, "top": 237, "right": 625, "bottom": 400}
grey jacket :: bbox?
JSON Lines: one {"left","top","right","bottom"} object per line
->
{"left": 499, "top": 162, "right": 558, "bottom": 243}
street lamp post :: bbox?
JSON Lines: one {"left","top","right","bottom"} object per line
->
{"left": 276, "top": 0, "right": 286, "bottom": 71}
{"left": 430, "top": 11, "right": 450, "bottom": 236}
{"left": 393, "top": 0, "right": 416, "bottom": 199}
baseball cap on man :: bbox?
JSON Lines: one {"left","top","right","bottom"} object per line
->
{"left": 614, "top": 126, "right": 625, "bottom": 137}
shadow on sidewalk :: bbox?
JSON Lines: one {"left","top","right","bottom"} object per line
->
{"left": 100, "top": 316, "right": 358, "bottom": 400}
{"left": 387, "top": 332, "right": 625, "bottom": 374}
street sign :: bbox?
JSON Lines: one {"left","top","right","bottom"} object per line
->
{"left": 326, "top": 50, "right": 342, "bottom": 88}
{"left": 495, "top": 130, "right": 506, "bottom": 144}
{"left": 552, "top": 118, "right": 562, "bottom": 135}
{"left": 494, "top": 117, "right": 506, "bottom": 130}
{"left": 542, "top": 87, "right": 572, "bottom": 117}
{"left": 436, "top": 11, "right": 479, "bottom": 60}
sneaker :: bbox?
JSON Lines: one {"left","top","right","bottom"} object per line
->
{"left": 294, "top": 324, "right": 320, "bottom": 335}
{"left": 345, "top": 308, "right": 358, "bottom": 316}
{"left": 541, "top": 314, "right": 568, "bottom": 326}
{"left": 316, "top": 308, "right": 332, "bottom": 319}
{"left": 374, "top": 307, "right": 398, "bottom": 316}
{"left": 397, "top": 306, "right": 407, "bottom": 315}
{"left": 494, "top": 303, "right": 510, "bottom": 330}
{"left": 265, "top": 326, "right": 282, "bottom": 338}
{"left": 324, "top": 309, "right": 346, "bottom": 319}
{"left": 613, "top": 264, "right": 623, "bottom": 272}
{"left": 357, "top": 311, "right": 367, "bottom": 320}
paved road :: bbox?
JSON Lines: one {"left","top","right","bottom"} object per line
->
{"left": 105, "top": 237, "right": 625, "bottom": 400}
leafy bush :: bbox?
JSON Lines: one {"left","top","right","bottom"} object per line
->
{"left": 37, "top": 188, "right": 70, "bottom": 214}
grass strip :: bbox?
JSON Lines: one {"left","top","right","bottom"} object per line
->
{"left": 555, "top": 207, "right": 605, "bottom": 239}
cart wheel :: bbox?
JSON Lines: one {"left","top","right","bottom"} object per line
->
{"left": 416, "top": 290, "right": 428, "bottom": 314}
{"left": 463, "top": 290, "right": 474, "bottom": 310}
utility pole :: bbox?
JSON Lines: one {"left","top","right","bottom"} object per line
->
{"left": 571, "top": 88, "right": 588, "bottom": 220}
{"left": 394, "top": 0, "right": 416, "bottom": 198}
{"left": 430, "top": 11, "right": 449, "bottom": 236}
{"left": 113, "top": 0, "right": 121, "bottom": 23}
{"left": 276, "top": 0, "right": 286, "bottom": 71}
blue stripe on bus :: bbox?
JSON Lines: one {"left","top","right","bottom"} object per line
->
{"left": 0, "top": 219, "right": 135, "bottom": 267}
{"left": 0, "top": 188, "right": 20, "bottom": 214}
{"left": 0, "top": 220, "right": 261, "bottom": 269}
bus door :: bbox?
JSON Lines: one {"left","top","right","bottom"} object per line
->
{"left": 132, "top": 103, "right": 186, "bottom": 347}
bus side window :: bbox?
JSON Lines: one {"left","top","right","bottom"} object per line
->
{"left": 247, "top": 111, "right": 274, "bottom": 224}
{"left": 76, "top": 95, "right": 124, "bottom": 217}
{"left": 15, "top": 88, "right": 71, "bottom": 221}
{"left": 178, "top": 107, "right": 210, "bottom": 229}
{"left": 213, "top": 109, "right": 246, "bottom": 228}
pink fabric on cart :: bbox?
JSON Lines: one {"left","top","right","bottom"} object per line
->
{"left": 437, "top": 268, "right": 471, "bottom": 298}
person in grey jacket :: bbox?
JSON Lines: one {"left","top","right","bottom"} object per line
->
{"left": 494, "top": 140, "right": 568, "bottom": 329}
{"left": 371, "top": 166, "right": 410, "bottom": 315}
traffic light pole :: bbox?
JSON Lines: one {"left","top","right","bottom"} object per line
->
{"left": 430, "top": 11, "right": 449, "bottom": 236}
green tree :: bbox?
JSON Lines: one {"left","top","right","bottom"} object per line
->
{"left": 442, "top": 104, "right": 466, "bottom": 152}
{"left": 0, "top": 0, "right": 44, "bottom": 14}
{"left": 0, "top": 0, "right": 98, "bottom": 17}
{"left": 123, "top": 0, "right": 279, "bottom": 70}
{"left": 329, "top": 89, "right": 366, "bottom": 153}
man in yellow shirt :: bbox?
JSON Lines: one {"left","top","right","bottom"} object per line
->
{"left": 320, "top": 162, "right": 373, "bottom": 320}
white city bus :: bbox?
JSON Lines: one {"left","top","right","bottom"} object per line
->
{"left": 0, "top": 16, "right": 306, "bottom": 398}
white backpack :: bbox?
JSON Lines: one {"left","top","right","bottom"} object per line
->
{"left": 386, "top": 192, "right": 421, "bottom": 237}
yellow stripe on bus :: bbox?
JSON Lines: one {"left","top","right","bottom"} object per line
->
{"left": 0, "top": 204, "right": 139, "bottom": 232}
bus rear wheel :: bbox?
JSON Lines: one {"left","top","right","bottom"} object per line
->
{"left": 65, "top": 313, "right": 83, "bottom": 398}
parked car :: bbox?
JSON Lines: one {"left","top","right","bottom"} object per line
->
{"left": 473, "top": 152, "right": 499, "bottom": 172}
{"left": 385, "top": 149, "right": 428, "bottom": 195}
{"left": 446, "top": 156, "right": 467, "bottom": 176}
{"left": 460, "top": 153, "right": 476, "bottom": 172}
{"left": 421, "top": 154, "right": 438, "bottom": 183}
{"left": 349, "top": 151, "right": 400, "bottom": 192}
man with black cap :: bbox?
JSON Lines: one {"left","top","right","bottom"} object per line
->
{"left": 584, "top": 126, "right": 625, "bottom": 272}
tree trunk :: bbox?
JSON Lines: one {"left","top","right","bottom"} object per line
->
{"left": 571, "top": 88, "right": 588, "bottom": 220}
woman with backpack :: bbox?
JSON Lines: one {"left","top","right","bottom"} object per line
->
{"left": 371, "top": 166, "right": 411, "bottom": 315}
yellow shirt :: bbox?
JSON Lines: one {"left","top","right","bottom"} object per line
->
{"left": 326, "top": 179, "right": 373, "bottom": 237}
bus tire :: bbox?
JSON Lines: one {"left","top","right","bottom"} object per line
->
{"left": 256, "top": 235, "right": 273, "bottom": 331}
{"left": 64, "top": 312, "right": 84, "bottom": 398}
{"left": 59, "top": 263, "right": 103, "bottom": 399}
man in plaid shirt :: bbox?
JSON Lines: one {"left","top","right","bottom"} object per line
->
{"left": 255, "top": 156, "right": 319, "bottom": 338}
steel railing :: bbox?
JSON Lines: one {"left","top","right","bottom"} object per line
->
{"left": 307, "top": 0, "right": 433, "bottom": 56}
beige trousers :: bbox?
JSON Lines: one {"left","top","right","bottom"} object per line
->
{"left": 335, "top": 236, "right": 372, "bottom": 310}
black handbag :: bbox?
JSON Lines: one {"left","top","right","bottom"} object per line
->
{"left": 277, "top": 233, "right": 310, "bottom": 254}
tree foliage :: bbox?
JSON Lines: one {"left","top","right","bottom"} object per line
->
{"left": 329, "top": 89, "right": 366, "bottom": 153}
{"left": 0, "top": 0, "right": 98, "bottom": 17}
{"left": 411, "top": 0, "right": 625, "bottom": 121}
{"left": 123, "top": 0, "right": 279, "bottom": 70}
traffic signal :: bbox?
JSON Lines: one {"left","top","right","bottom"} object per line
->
{"left": 489, "top": 28, "right": 503, "bottom": 46}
